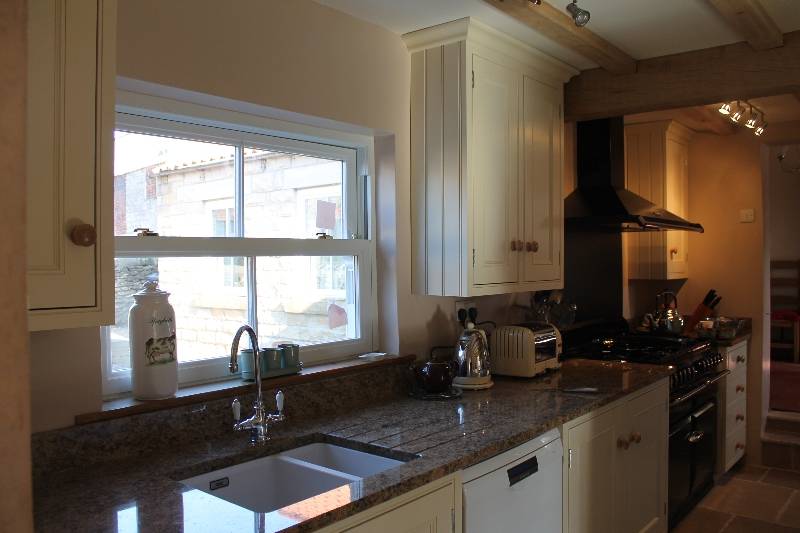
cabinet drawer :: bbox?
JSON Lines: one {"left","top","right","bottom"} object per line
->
{"left": 725, "top": 343, "right": 747, "bottom": 371}
{"left": 724, "top": 398, "right": 747, "bottom": 436}
{"left": 725, "top": 426, "right": 747, "bottom": 471}
{"left": 725, "top": 367, "right": 747, "bottom": 401}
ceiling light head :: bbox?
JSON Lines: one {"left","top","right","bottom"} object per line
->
{"left": 754, "top": 122, "right": 767, "bottom": 137}
{"left": 718, "top": 102, "right": 732, "bottom": 115}
{"left": 744, "top": 104, "right": 758, "bottom": 128}
{"left": 730, "top": 102, "right": 744, "bottom": 123}
{"left": 566, "top": 0, "right": 590, "bottom": 27}
{"left": 528, "top": 0, "right": 542, "bottom": 4}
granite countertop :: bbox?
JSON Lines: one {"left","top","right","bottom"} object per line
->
{"left": 34, "top": 360, "right": 670, "bottom": 533}
{"left": 713, "top": 330, "right": 752, "bottom": 347}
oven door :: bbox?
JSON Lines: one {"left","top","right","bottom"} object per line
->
{"left": 689, "top": 401, "right": 717, "bottom": 503}
{"left": 668, "top": 415, "right": 693, "bottom": 526}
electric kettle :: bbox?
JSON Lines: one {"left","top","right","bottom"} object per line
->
{"left": 453, "top": 307, "right": 494, "bottom": 390}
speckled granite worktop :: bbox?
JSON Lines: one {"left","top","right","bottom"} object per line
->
{"left": 34, "top": 360, "right": 670, "bottom": 533}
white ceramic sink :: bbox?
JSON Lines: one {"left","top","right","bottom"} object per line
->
{"left": 181, "top": 443, "right": 405, "bottom": 513}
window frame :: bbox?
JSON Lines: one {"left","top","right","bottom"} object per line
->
{"left": 103, "top": 91, "right": 378, "bottom": 397}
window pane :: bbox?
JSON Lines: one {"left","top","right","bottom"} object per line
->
{"left": 114, "top": 131, "right": 236, "bottom": 237}
{"left": 255, "top": 256, "right": 357, "bottom": 348}
{"left": 243, "top": 148, "right": 346, "bottom": 239}
{"left": 111, "top": 257, "right": 248, "bottom": 371}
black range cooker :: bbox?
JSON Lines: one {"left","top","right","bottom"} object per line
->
{"left": 562, "top": 321, "right": 729, "bottom": 528}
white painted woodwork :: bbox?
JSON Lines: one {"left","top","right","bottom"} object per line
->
{"left": 405, "top": 18, "right": 575, "bottom": 297}
{"left": 563, "top": 381, "right": 668, "bottom": 533}
{"left": 624, "top": 121, "right": 692, "bottom": 280}
{"left": 718, "top": 340, "right": 749, "bottom": 473}
{"left": 521, "top": 76, "right": 563, "bottom": 283}
{"left": 316, "top": 475, "right": 461, "bottom": 533}
{"left": 26, "top": 0, "right": 115, "bottom": 330}
{"left": 472, "top": 54, "right": 519, "bottom": 286}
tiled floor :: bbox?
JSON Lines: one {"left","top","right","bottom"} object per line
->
{"left": 674, "top": 465, "right": 800, "bottom": 532}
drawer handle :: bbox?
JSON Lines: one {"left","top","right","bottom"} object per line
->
{"left": 736, "top": 356, "right": 746, "bottom": 363}
{"left": 507, "top": 455, "right": 538, "bottom": 487}
{"left": 70, "top": 223, "right": 97, "bottom": 247}
{"left": 629, "top": 432, "right": 642, "bottom": 444}
{"left": 736, "top": 385, "right": 745, "bottom": 393}
{"left": 736, "top": 414, "right": 745, "bottom": 422}
{"left": 735, "top": 443, "right": 745, "bottom": 451}
{"left": 617, "top": 437, "right": 630, "bottom": 450}
{"left": 687, "top": 430, "right": 705, "bottom": 444}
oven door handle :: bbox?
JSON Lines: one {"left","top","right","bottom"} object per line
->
{"left": 670, "top": 370, "right": 730, "bottom": 406}
{"left": 691, "top": 402, "right": 715, "bottom": 419}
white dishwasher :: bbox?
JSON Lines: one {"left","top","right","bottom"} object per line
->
{"left": 462, "top": 428, "right": 562, "bottom": 533}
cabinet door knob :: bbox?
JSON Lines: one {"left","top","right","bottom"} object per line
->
{"left": 617, "top": 437, "right": 630, "bottom": 450}
{"left": 511, "top": 240, "right": 517, "bottom": 252}
{"left": 736, "top": 414, "right": 745, "bottom": 422}
{"left": 70, "top": 223, "right": 97, "bottom": 247}
{"left": 736, "top": 356, "right": 746, "bottom": 363}
{"left": 517, "top": 240, "right": 524, "bottom": 251}
{"left": 735, "top": 443, "right": 745, "bottom": 451}
{"left": 526, "top": 241, "right": 539, "bottom": 253}
{"left": 736, "top": 385, "right": 745, "bottom": 393}
{"left": 670, "top": 248, "right": 679, "bottom": 258}
{"left": 629, "top": 432, "right": 642, "bottom": 444}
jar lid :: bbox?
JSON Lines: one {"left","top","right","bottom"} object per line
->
{"left": 134, "top": 280, "right": 170, "bottom": 297}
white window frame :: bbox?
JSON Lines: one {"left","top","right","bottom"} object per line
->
{"left": 102, "top": 90, "right": 377, "bottom": 397}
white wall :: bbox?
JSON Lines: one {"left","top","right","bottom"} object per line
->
{"left": 769, "top": 144, "right": 800, "bottom": 261}
{"left": 30, "top": 0, "right": 529, "bottom": 431}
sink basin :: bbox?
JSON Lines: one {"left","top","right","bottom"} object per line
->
{"left": 181, "top": 443, "right": 405, "bottom": 513}
{"left": 282, "top": 443, "right": 405, "bottom": 478}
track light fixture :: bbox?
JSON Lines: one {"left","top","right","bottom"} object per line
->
{"left": 528, "top": 0, "right": 542, "bottom": 5}
{"left": 718, "top": 99, "right": 767, "bottom": 137}
{"left": 566, "top": 0, "right": 590, "bottom": 27}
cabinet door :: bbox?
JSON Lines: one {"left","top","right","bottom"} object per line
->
{"left": 521, "top": 77, "right": 562, "bottom": 283}
{"left": 665, "top": 135, "right": 689, "bottom": 278}
{"left": 619, "top": 387, "right": 668, "bottom": 533}
{"left": 344, "top": 485, "right": 454, "bottom": 533}
{"left": 471, "top": 54, "right": 519, "bottom": 285}
{"left": 26, "top": 0, "right": 114, "bottom": 328}
{"left": 566, "top": 407, "right": 619, "bottom": 533}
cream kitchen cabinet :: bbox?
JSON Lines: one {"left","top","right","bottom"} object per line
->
{"left": 404, "top": 18, "right": 576, "bottom": 297}
{"left": 625, "top": 121, "right": 693, "bottom": 280}
{"left": 718, "top": 340, "right": 748, "bottom": 473}
{"left": 317, "top": 475, "right": 461, "bottom": 533}
{"left": 26, "top": 0, "right": 115, "bottom": 330}
{"left": 563, "top": 380, "right": 669, "bottom": 533}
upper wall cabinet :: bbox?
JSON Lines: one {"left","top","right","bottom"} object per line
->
{"left": 26, "top": 0, "right": 116, "bottom": 330}
{"left": 404, "top": 19, "right": 576, "bottom": 297}
{"left": 625, "top": 121, "right": 693, "bottom": 280}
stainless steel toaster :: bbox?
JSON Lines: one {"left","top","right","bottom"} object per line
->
{"left": 490, "top": 322, "right": 561, "bottom": 377}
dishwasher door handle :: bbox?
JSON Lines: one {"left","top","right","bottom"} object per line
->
{"left": 507, "top": 455, "right": 539, "bottom": 487}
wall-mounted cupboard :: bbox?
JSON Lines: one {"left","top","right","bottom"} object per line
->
{"left": 404, "top": 19, "right": 576, "bottom": 297}
{"left": 26, "top": 0, "right": 115, "bottom": 330}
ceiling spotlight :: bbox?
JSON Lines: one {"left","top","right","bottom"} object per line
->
{"left": 528, "top": 0, "right": 542, "bottom": 4}
{"left": 754, "top": 121, "right": 767, "bottom": 137}
{"left": 566, "top": 0, "right": 590, "bottom": 27}
{"left": 730, "top": 102, "right": 744, "bottom": 123}
{"left": 718, "top": 102, "right": 732, "bottom": 115}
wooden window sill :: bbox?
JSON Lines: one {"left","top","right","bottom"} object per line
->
{"left": 75, "top": 354, "right": 414, "bottom": 425}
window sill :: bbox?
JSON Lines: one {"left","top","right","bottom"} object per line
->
{"left": 76, "top": 354, "right": 414, "bottom": 425}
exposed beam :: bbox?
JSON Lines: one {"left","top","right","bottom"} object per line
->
{"left": 707, "top": 0, "right": 783, "bottom": 50}
{"left": 482, "top": 0, "right": 636, "bottom": 74}
{"left": 565, "top": 30, "right": 800, "bottom": 121}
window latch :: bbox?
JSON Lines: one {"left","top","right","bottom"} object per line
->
{"left": 315, "top": 232, "right": 333, "bottom": 240}
{"left": 133, "top": 227, "right": 159, "bottom": 237}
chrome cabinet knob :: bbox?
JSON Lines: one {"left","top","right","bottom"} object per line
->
{"left": 736, "top": 385, "right": 745, "bottom": 393}
{"left": 736, "top": 414, "right": 745, "bottom": 422}
{"left": 737, "top": 355, "right": 746, "bottom": 363}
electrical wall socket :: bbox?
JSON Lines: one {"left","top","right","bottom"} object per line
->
{"left": 454, "top": 299, "right": 476, "bottom": 321}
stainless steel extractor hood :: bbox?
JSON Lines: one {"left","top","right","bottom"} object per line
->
{"left": 564, "top": 117, "right": 703, "bottom": 233}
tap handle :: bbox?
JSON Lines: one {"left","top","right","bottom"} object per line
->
{"left": 232, "top": 398, "right": 241, "bottom": 422}
{"left": 276, "top": 390, "right": 284, "bottom": 414}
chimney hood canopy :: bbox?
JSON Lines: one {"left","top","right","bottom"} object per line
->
{"left": 564, "top": 118, "right": 704, "bottom": 233}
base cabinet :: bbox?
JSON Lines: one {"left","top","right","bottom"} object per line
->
{"left": 317, "top": 476, "right": 461, "bottom": 533}
{"left": 563, "top": 381, "right": 669, "bottom": 533}
{"left": 718, "top": 340, "right": 748, "bottom": 473}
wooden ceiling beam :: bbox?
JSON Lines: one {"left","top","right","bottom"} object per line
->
{"left": 481, "top": 0, "right": 637, "bottom": 74}
{"left": 680, "top": 106, "right": 738, "bottom": 135}
{"left": 565, "top": 30, "right": 800, "bottom": 121}
{"left": 707, "top": 0, "right": 783, "bottom": 50}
